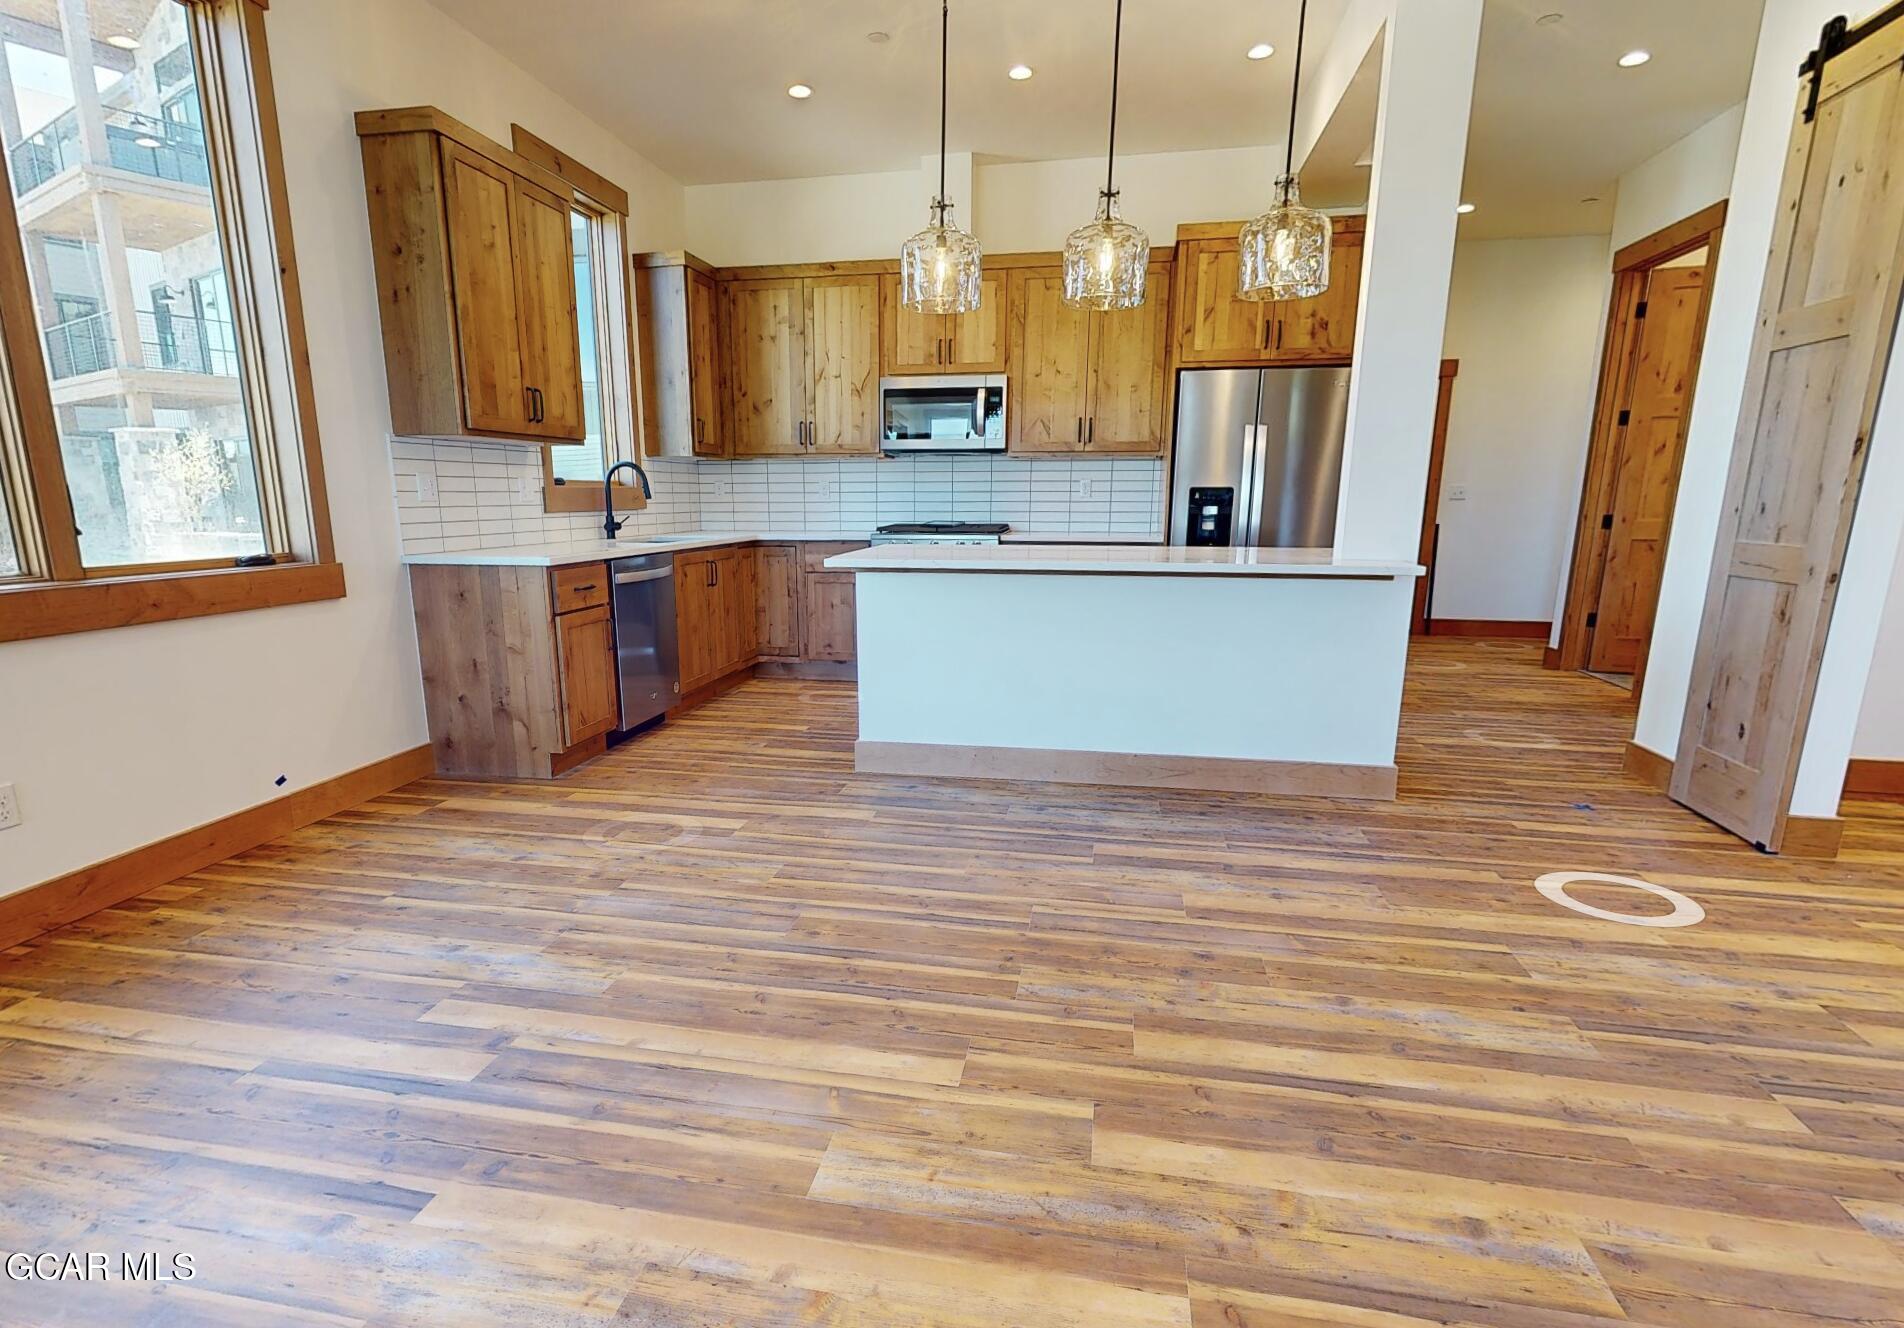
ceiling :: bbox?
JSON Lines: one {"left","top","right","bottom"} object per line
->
{"left": 427, "top": 0, "right": 1765, "bottom": 239}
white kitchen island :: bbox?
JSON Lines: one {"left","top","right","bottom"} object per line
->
{"left": 825, "top": 544, "right": 1423, "bottom": 799}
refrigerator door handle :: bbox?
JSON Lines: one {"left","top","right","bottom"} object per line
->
{"left": 1236, "top": 424, "right": 1259, "bottom": 548}
{"left": 1245, "top": 424, "right": 1270, "bottom": 547}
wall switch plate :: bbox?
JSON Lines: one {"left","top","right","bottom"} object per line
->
{"left": 1447, "top": 485, "right": 1470, "bottom": 502}
{"left": 415, "top": 470, "right": 439, "bottom": 503}
{"left": 0, "top": 782, "right": 19, "bottom": 831}
{"left": 1075, "top": 478, "right": 1093, "bottom": 498}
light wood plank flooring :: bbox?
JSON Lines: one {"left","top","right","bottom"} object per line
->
{"left": 2, "top": 639, "right": 1901, "bottom": 1326}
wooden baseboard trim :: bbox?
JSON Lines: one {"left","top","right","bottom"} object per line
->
{"left": 1845, "top": 757, "right": 1904, "bottom": 797}
{"left": 1541, "top": 646, "right": 1563, "bottom": 670}
{"left": 856, "top": 740, "right": 1397, "bottom": 799}
{"left": 1780, "top": 815, "right": 1844, "bottom": 860}
{"left": 1623, "top": 740, "right": 1673, "bottom": 792}
{"left": 1423, "top": 619, "right": 1553, "bottom": 640}
{"left": 549, "top": 732, "right": 608, "bottom": 777}
{"left": 670, "top": 665, "right": 756, "bottom": 718}
{"left": 755, "top": 659, "right": 857, "bottom": 681}
{"left": 0, "top": 744, "right": 435, "bottom": 951}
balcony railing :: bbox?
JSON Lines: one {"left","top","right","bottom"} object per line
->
{"left": 9, "top": 107, "right": 209, "bottom": 197}
{"left": 42, "top": 310, "right": 237, "bottom": 381}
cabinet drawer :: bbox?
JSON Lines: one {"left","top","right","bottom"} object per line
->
{"left": 801, "top": 541, "right": 868, "bottom": 573}
{"left": 551, "top": 562, "right": 610, "bottom": 613}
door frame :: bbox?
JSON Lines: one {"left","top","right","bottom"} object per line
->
{"left": 1552, "top": 201, "right": 1727, "bottom": 700}
{"left": 1411, "top": 359, "right": 1459, "bottom": 635}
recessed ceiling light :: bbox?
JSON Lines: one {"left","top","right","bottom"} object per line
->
{"left": 1246, "top": 42, "right": 1275, "bottom": 60}
{"left": 1456, "top": 202, "right": 1476, "bottom": 214}
{"left": 787, "top": 83, "right": 813, "bottom": 99}
{"left": 1618, "top": 49, "right": 1651, "bottom": 68}
{"left": 866, "top": 30, "right": 890, "bottom": 43}
{"left": 1008, "top": 64, "right": 1033, "bottom": 80}
{"left": 106, "top": 34, "right": 139, "bottom": 49}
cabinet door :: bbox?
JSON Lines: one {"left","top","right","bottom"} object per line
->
{"left": 756, "top": 543, "right": 802, "bottom": 657}
{"left": 802, "top": 572, "right": 858, "bottom": 661}
{"left": 554, "top": 605, "right": 618, "bottom": 746}
{"left": 439, "top": 141, "right": 530, "bottom": 433}
{"left": 727, "top": 278, "right": 808, "bottom": 454}
{"left": 729, "top": 545, "right": 759, "bottom": 664}
{"left": 1087, "top": 263, "right": 1172, "bottom": 453}
{"left": 1275, "top": 228, "right": 1363, "bottom": 361}
{"left": 511, "top": 174, "right": 586, "bottom": 440}
{"left": 687, "top": 268, "right": 726, "bottom": 456}
{"left": 675, "top": 551, "right": 719, "bottom": 691}
{"left": 880, "top": 273, "right": 945, "bottom": 374}
{"left": 1007, "top": 267, "right": 1091, "bottom": 453}
{"left": 1177, "top": 239, "right": 1271, "bottom": 364}
{"left": 806, "top": 276, "right": 880, "bottom": 453}
{"left": 945, "top": 272, "right": 1007, "bottom": 372}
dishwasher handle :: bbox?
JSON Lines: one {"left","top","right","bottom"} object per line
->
{"left": 613, "top": 565, "right": 674, "bottom": 586}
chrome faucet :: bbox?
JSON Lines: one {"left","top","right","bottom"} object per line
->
{"left": 602, "top": 459, "right": 652, "bottom": 540}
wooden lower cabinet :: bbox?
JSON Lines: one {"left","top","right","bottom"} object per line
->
{"left": 408, "top": 562, "right": 619, "bottom": 779}
{"left": 674, "top": 540, "right": 865, "bottom": 699}
{"left": 802, "top": 574, "right": 857, "bottom": 661}
{"left": 756, "top": 544, "right": 802, "bottom": 657}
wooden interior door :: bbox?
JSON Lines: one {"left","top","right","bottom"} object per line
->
{"left": 687, "top": 268, "right": 725, "bottom": 456}
{"left": 1086, "top": 263, "right": 1172, "bottom": 451}
{"left": 1589, "top": 264, "right": 1708, "bottom": 673}
{"left": 1007, "top": 267, "right": 1091, "bottom": 452}
{"left": 510, "top": 174, "right": 586, "bottom": 441}
{"left": 805, "top": 275, "right": 880, "bottom": 453}
{"left": 1673, "top": 27, "right": 1904, "bottom": 851}
{"left": 880, "top": 274, "right": 945, "bottom": 374}
{"left": 1177, "top": 240, "right": 1268, "bottom": 363}
{"left": 438, "top": 141, "right": 528, "bottom": 434}
{"left": 726, "top": 278, "right": 807, "bottom": 454}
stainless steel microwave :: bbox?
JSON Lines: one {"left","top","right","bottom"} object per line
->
{"left": 878, "top": 375, "right": 1006, "bottom": 453}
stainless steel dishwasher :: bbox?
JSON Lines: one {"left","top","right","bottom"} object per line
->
{"left": 610, "top": 552, "right": 679, "bottom": 731}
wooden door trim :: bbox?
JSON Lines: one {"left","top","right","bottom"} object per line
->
{"left": 1553, "top": 205, "right": 1726, "bottom": 688}
{"left": 1412, "top": 359, "right": 1459, "bottom": 636}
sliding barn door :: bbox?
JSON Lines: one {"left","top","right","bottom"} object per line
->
{"left": 1672, "top": 24, "right": 1904, "bottom": 851}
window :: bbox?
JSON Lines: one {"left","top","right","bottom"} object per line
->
{"left": 509, "top": 125, "right": 642, "bottom": 516}
{"left": 0, "top": 0, "right": 339, "bottom": 641}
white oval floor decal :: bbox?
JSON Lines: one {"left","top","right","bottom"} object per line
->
{"left": 1534, "top": 871, "right": 1705, "bottom": 928}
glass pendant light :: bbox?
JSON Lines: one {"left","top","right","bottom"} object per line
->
{"left": 900, "top": 0, "right": 981, "bottom": 314}
{"left": 1239, "top": 0, "right": 1331, "bottom": 301}
{"left": 1063, "top": 0, "right": 1147, "bottom": 310}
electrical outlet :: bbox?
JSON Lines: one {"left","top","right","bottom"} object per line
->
{"left": 0, "top": 782, "right": 19, "bottom": 831}
{"left": 1447, "top": 485, "right": 1470, "bottom": 502}
{"left": 414, "top": 470, "right": 439, "bottom": 503}
{"left": 715, "top": 479, "right": 732, "bottom": 497}
{"left": 814, "top": 480, "right": 836, "bottom": 500}
{"left": 516, "top": 473, "right": 540, "bottom": 501}
{"left": 1075, "top": 478, "right": 1093, "bottom": 498}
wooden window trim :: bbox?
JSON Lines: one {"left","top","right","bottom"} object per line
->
{"left": 510, "top": 126, "right": 646, "bottom": 516}
{"left": 0, "top": 0, "right": 340, "bottom": 639}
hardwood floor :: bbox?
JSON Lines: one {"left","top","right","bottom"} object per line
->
{"left": 2, "top": 639, "right": 1902, "bottom": 1326}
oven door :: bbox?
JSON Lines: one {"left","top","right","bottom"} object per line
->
{"left": 879, "top": 375, "right": 1005, "bottom": 451}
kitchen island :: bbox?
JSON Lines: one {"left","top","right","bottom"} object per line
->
{"left": 825, "top": 544, "right": 1423, "bottom": 798}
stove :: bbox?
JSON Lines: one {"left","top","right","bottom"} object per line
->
{"left": 871, "top": 521, "right": 1010, "bottom": 545}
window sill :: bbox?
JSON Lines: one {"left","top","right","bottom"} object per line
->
{"left": 0, "top": 560, "right": 346, "bottom": 644}
{"left": 543, "top": 482, "right": 648, "bottom": 515}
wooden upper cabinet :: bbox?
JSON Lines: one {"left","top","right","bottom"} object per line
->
{"left": 1177, "top": 239, "right": 1269, "bottom": 363}
{"left": 1007, "top": 267, "right": 1091, "bottom": 452}
{"left": 805, "top": 276, "right": 880, "bottom": 453}
{"left": 1174, "top": 219, "right": 1364, "bottom": 366}
{"left": 945, "top": 272, "right": 1007, "bottom": 372}
{"left": 357, "top": 108, "right": 587, "bottom": 443}
{"left": 511, "top": 174, "right": 586, "bottom": 439}
{"left": 726, "top": 277, "right": 808, "bottom": 455}
{"left": 635, "top": 256, "right": 727, "bottom": 458}
{"left": 1088, "top": 262, "right": 1172, "bottom": 452}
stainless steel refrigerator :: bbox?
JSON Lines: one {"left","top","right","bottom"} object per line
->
{"left": 1169, "top": 367, "right": 1352, "bottom": 547}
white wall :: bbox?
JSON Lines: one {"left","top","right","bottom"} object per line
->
{"left": 1609, "top": 104, "right": 1745, "bottom": 253}
{"left": 0, "top": 0, "right": 687, "bottom": 895}
{"left": 1434, "top": 236, "right": 1609, "bottom": 624}
{"left": 1633, "top": 0, "right": 1904, "bottom": 822}
{"left": 682, "top": 144, "right": 1287, "bottom": 267}
{"left": 1854, "top": 536, "right": 1904, "bottom": 762}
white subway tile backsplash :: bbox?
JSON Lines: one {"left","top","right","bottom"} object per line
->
{"left": 388, "top": 439, "right": 1162, "bottom": 554}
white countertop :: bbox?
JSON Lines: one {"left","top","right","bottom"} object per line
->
{"left": 401, "top": 530, "right": 1167, "bottom": 567}
{"left": 825, "top": 544, "right": 1422, "bottom": 578}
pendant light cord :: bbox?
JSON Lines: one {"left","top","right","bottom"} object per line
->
{"left": 1283, "top": 0, "right": 1308, "bottom": 180}
{"left": 1104, "top": 0, "right": 1125, "bottom": 200}
{"left": 937, "top": 0, "right": 949, "bottom": 214}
